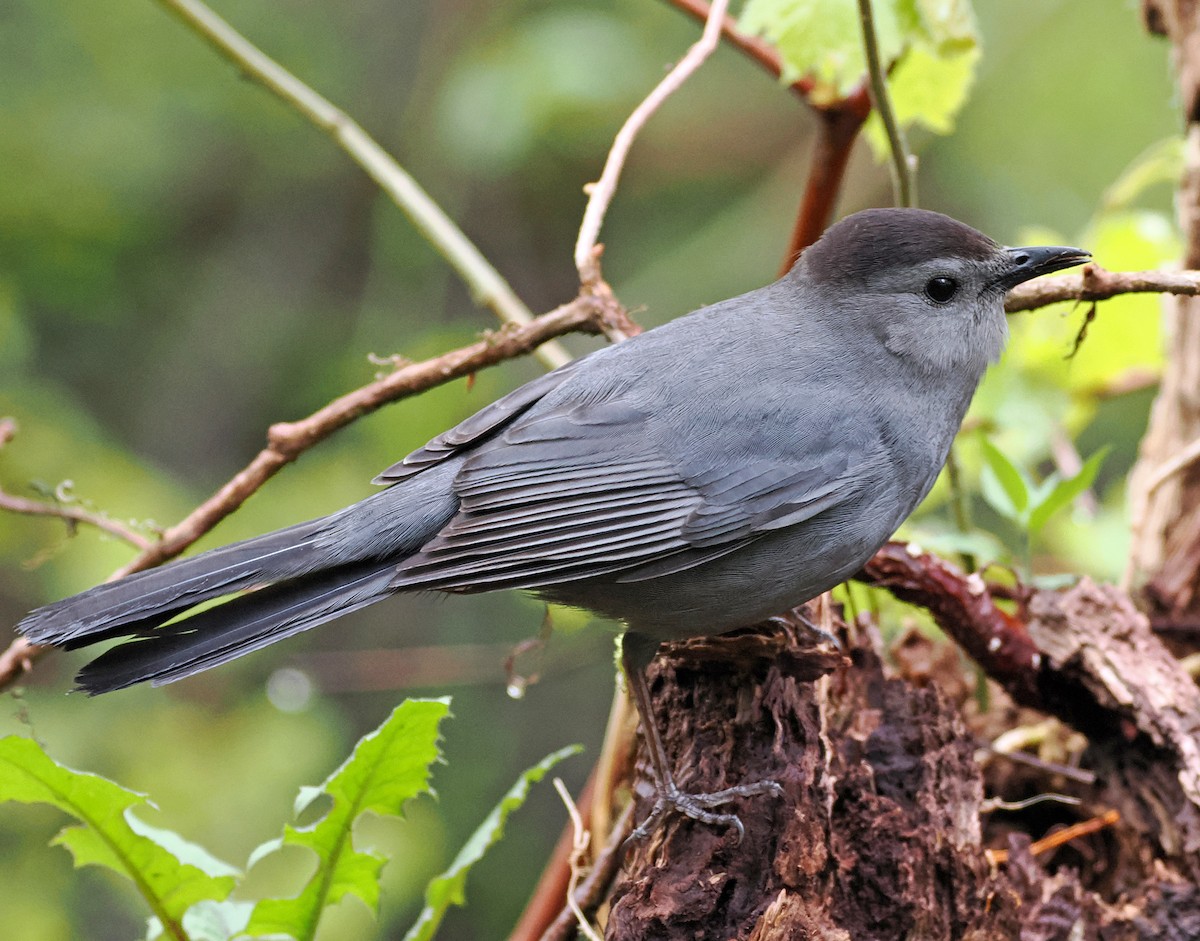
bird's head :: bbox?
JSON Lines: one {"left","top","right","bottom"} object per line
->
{"left": 796, "top": 207, "right": 1090, "bottom": 377}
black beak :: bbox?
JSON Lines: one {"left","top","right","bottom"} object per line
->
{"left": 994, "top": 244, "right": 1091, "bottom": 292}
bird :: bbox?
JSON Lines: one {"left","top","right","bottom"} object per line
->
{"left": 19, "top": 207, "right": 1089, "bottom": 835}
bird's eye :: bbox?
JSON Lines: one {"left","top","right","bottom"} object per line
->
{"left": 924, "top": 276, "right": 958, "bottom": 304}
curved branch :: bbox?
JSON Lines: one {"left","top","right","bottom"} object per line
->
{"left": 153, "top": 0, "right": 571, "bottom": 371}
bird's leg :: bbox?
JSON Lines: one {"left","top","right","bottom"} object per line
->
{"left": 622, "top": 643, "right": 783, "bottom": 844}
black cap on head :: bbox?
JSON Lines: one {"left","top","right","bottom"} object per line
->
{"left": 801, "top": 208, "right": 1000, "bottom": 286}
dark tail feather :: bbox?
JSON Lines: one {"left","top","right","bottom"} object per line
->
{"left": 74, "top": 562, "right": 398, "bottom": 694}
{"left": 19, "top": 517, "right": 329, "bottom": 648}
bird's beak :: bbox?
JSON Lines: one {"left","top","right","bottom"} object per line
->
{"left": 994, "top": 244, "right": 1091, "bottom": 293}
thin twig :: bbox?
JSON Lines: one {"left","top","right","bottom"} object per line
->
{"left": 574, "top": 0, "right": 731, "bottom": 284}
{"left": 1005, "top": 264, "right": 1200, "bottom": 312}
{"left": 0, "top": 491, "right": 152, "bottom": 552}
{"left": 152, "top": 0, "right": 571, "bottom": 371}
{"left": 551, "top": 778, "right": 604, "bottom": 941}
{"left": 537, "top": 802, "right": 635, "bottom": 941}
{"left": 986, "top": 809, "right": 1121, "bottom": 865}
{"left": 856, "top": 0, "right": 915, "bottom": 207}
{"left": 0, "top": 419, "right": 153, "bottom": 551}
{"left": 664, "top": 0, "right": 793, "bottom": 90}
{"left": 661, "top": 0, "right": 876, "bottom": 267}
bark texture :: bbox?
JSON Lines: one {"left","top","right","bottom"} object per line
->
{"left": 597, "top": 582, "right": 1200, "bottom": 940}
{"left": 1129, "top": 1, "right": 1200, "bottom": 623}
{"left": 607, "top": 623, "right": 998, "bottom": 940}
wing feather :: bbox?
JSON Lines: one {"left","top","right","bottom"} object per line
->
{"left": 389, "top": 395, "right": 879, "bottom": 593}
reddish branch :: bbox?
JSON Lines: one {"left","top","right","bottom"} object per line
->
{"left": 857, "top": 542, "right": 1043, "bottom": 708}
{"left": 665, "top": 0, "right": 794, "bottom": 88}
{"left": 781, "top": 87, "right": 872, "bottom": 271}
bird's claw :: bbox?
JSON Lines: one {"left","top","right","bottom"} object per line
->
{"left": 626, "top": 778, "right": 784, "bottom": 846}
{"left": 769, "top": 614, "right": 843, "bottom": 651}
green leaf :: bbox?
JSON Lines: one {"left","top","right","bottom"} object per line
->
{"left": 740, "top": 0, "right": 906, "bottom": 103}
{"left": 244, "top": 698, "right": 451, "bottom": 941}
{"left": 740, "top": 0, "right": 980, "bottom": 144}
{"left": 862, "top": 40, "right": 980, "bottom": 158}
{"left": 978, "top": 438, "right": 1031, "bottom": 522}
{"left": 0, "top": 736, "right": 237, "bottom": 941}
{"left": 403, "top": 745, "right": 581, "bottom": 941}
{"left": 1027, "top": 447, "right": 1109, "bottom": 533}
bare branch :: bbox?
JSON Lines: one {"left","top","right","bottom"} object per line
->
{"left": 664, "top": 0, "right": 791, "bottom": 88}
{"left": 0, "top": 419, "right": 153, "bottom": 550}
{"left": 0, "top": 294, "right": 621, "bottom": 692}
{"left": 574, "top": 0, "right": 731, "bottom": 284}
{"left": 152, "top": 0, "right": 572, "bottom": 371}
{"left": 1005, "top": 264, "right": 1200, "bottom": 312}
{"left": 110, "top": 294, "right": 619, "bottom": 581}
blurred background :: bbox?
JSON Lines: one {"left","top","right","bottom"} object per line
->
{"left": 0, "top": 0, "right": 1181, "bottom": 937}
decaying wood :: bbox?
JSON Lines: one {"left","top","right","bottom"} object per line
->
{"left": 1027, "top": 580, "right": 1200, "bottom": 874}
{"left": 607, "top": 615, "right": 999, "bottom": 940}
{"left": 598, "top": 573, "right": 1200, "bottom": 939}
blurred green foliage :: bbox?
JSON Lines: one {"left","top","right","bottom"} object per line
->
{"left": 1, "top": 703, "right": 575, "bottom": 940}
{"left": 0, "top": 0, "right": 1181, "bottom": 937}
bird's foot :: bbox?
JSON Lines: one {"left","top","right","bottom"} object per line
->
{"left": 769, "top": 612, "right": 843, "bottom": 651}
{"left": 627, "top": 777, "right": 784, "bottom": 845}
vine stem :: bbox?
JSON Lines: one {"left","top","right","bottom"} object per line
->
{"left": 856, "top": 0, "right": 916, "bottom": 207}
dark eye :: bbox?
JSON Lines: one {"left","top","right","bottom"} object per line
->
{"left": 924, "top": 276, "right": 958, "bottom": 304}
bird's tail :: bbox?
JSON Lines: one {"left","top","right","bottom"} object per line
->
{"left": 73, "top": 562, "right": 398, "bottom": 693}
{"left": 17, "top": 471, "right": 460, "bottom": 693}
{"left": 20, "top": 517, "right": 331, "bottom": 651}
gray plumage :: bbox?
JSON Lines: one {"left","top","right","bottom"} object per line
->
{"left": 18, "top": 208, "right": 1090, "bottom": 693}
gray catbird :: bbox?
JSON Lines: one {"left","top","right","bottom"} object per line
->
{"left": 19, "top": 208, "right": 1088, "bottom": 832}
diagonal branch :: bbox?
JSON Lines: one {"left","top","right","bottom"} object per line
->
{"left": 109, "top": 296, "right": 620, "bottom": 580}
{"left": 0, "top": 293, "right": 623, "bottom": 691}
{"left": 153, "top": 0, "right": 572, "bottom": 371}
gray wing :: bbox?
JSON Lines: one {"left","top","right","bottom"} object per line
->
{"left": 390, "top": 396, "right": 877, "bottom": 592}
{"left": 373, "top": 356, "right": 588, "bottom": 485}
